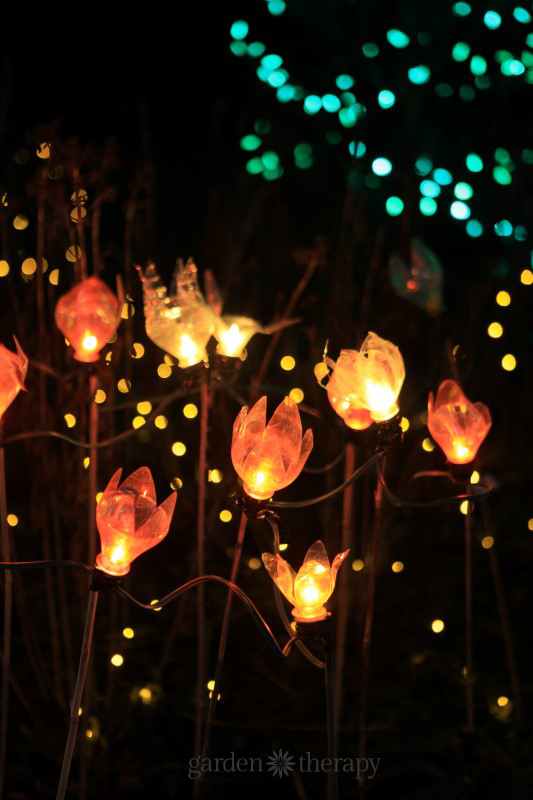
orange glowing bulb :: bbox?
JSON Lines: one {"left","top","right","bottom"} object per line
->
{"left": 0, "top": 337, "right": 28, "bottom": 420}
{"left": 326, "top": 372, "right": 373, "bottom": 430}
{"left": 95, "top": 467, "right": 177, "bottom": 576}
{"left": 262, "top": 541, "right": 349, "bottom": 622}
{"left": 427, "top": 380, "right": 491, "bottom": 465}
{"left": 55, "top": 277, "right": 120, "bottom": 362}
{"left": 231, "top": 395, "right": 313, "bottom": 500}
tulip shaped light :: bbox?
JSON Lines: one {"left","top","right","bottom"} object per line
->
{"left": 326, "top": 372, "right": 373, "bottom": 431}
{"left": 0, "top": 337, "right": 28, "bottom": 419}
{"left": 334, "top": 332, "right": 405, "bottom": 422}
{"left": 262, "top": 540, "right": 349, "bottom": 622}
{"left": 213, "top": 314, "right": 298, "bottom": 358}
{"left": 428, "top": 380, "right": 491, "bottom": 464}
{"left": 55, "top": 277, "right": 120, "bottom": 362}
{"left": 96, "top": 467, "right": 177, "bottom": 576}
{"left": 231, "top": 396, "right": 313, "bottom": 500}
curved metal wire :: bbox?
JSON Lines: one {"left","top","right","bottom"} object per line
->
{"left": 303, "top": 447, "right": 346, "bottom": 474}
{"left": 0, "top": 560, "right": 92, "bottom": 573}
{"left": 377, "top": 464, "right": 494, "bottom": 508}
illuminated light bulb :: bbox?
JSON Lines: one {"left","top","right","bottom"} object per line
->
{"left": 470, "top": 470, "right": 480, "bottom": 484}
{"left": 422, "top": 437, "right": 435, "bottom": 452}
{"left": 280, "top": 355, "right": 295, "bottom": 371}
{"left": 326, "top": 372, "right": 373, "bottom": 430}
{"left": 183, "top": 403, "right": 198, "bottom": 419}
{"left": 95, "top": 467, "right": 177, "bottom": 576}
{"left": 427, "top": 380, "right": 491, "bottom": 464}
{"left": 54, "top": 277, "right": 120, "bottom": 362}
{"left": 158, "top": 364, "right": 172, "bottom": 379}
{"left": 262, "top": 540, "right": 349, "bottom": 622}
{"left": 0, "top": 336, "right": 28, "bottom": 420}
{"left": 213, "top": 314, "right": 297, "bottom": 358}
{"left": 332, "top": 332, "right": 405, "bottom": 422}
{"left": 172, "top": 442, "right": 186, "bottom": 457}
{"left": 231, "top": 396, "right": 313, "bottom": 500}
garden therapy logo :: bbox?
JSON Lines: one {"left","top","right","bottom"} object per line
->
{"left": 266, "top": 749, "right": 295, "bottom": 777}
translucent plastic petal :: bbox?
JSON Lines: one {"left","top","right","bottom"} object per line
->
{"left": 261, "top": 553, "right": 296, "bottom": 604}
{"left": 303, "top": 540, "right": 330, "bottom": 571}
{"left": 289, "top": 428, "right": 314, "bottom": 483}
{"left": 428, "top": 380, "right": 491, "bottom": 463}
{"left": 265, "top": 397, "right": 303, "bottom": 472}
{"left": 241, "top": 437, "right": 286, "bottom": 499}
{"left": 54, "top": 277, "right": 120, "bottom": 363}
{"left": 231, "top": 396, "right": 267, "bottom": 474}
{"left": 331, "top": 549, "right": 350, "bottom": 586}
{"left": 0, "top": 337, "right": 29, "bottom": 418}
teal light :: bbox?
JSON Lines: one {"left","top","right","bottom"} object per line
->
{"left": 326, "top": 131, "right": 342, "bottom": 145}
{"left": 230, "top": 20, "right": 249, "bottom": 40}
{"left": 349, "top": 141, "right": 366, "bottom": 158}
{"left": 513, "top": 7, "right": 532, "bottom": 23}
{"left": 466, "top": 220, "right": 483, "bottom": 237}
{"left": 470, "top": 55, "right": 487, "bottom": 75}
{"left": 493, "top": 166, "right": 512, "bottom": 185}
{"left": 341, "top": 92, "right": 356, "bottom": 105}
{"left": 268, "top": 71, "right": 287, "bottom": 88}
{"left": 362, "top": 43, "right": 379, "bottom": 58}
{"left": 240, "top": 135, "right": 262, "bottom": 151}
{"left": 277, "top": 85, "right": 296, "bottom": 102}
{"left": 495, "top": 148, "right": 511, "bottom": 164}
{"left": 420, "top": 180, "right": 440, "bottom": 197}
{"left": 415, "top": 156, "right": 433, "bottom": 175}
{"left": 454, "top": 182, "right": 473, "bottom": 199}
{"left": 294, "top": 143, "right": 312, "bottom": 159}
{"left": 408, "top": 65, "right": 430, "bottom": 84}
{"left": 262, "top": 54, "right": 283, "bottom": 70}
{"left": 372, "top": 157, "right": 392, "bottom": 176}
{"left": 322, "top": 94, "right": 341, "bottom": 112}
{"left": 527, "top": 33, "right": 533, "bottom": 47}
{"left": 514, "top": 225, "right": 527, "bottom": 241}
{"left": 484, "top": 11, "right": 502, "bottom": 29}
{"left": 435, "top": 83, "right": 454, "bottom": 97}
{"left": 248, "top": 42, "right": 266, "bottom": 58}
{"left": 263, "top": 167, "right": 284, "bottom": 180}
{"left": 420, "top": 197, "right": 437, "bottom": 215}
{"left": 386, "top": 197, "right": 404, "bottom": 216}
{"left": 522, "top": 148, "right": 533, "bottom": 164}
{"left": 452, "top": 2, "right": 471, "bottom": 15}
{"left": 267, "top": 0, "right": 286, "bottom": 15}
{"left": 433, "top": 168, "right": 453, "bottom": 185}
{"left": 450, "top": 201, "right": 470, "bottom": 219}
{"left": 338, "top": 105, "right": 358, "bottom": 127}
{"left": 262, "top": 151, "right": 280, "bottom": 170}
{"left": 256, "top": 66, "right": 270, "bottom": 82}
{"left": 475, "top": 76, "right": 491, "bottom": 89}
{"left": 255, "top": 119, "right": 271, "bottom": 134}
{"left": 230, "top": 42, "right": 247, "bottom": 57}
{"left": 336, "top": 75, "right": 354, "bottom": 90}
{"left": 378, "top": 90, "right": 395, "bottom": 108}
{"left": 494, "top": 220, "right": 513, "bottom": 236}
{"left": 466, "top": 153, "right": 483, "bottom": 172}
{"left": 303, "top": 95, "right": 322, "bottom": 114}
{"left": 246, "top": 157, "right": 263, "bottom": 175}
{"left": 495, "top": 50, "right": 513, "bottom": 63}
{"left": 522, "top": 51, "right": 533, "bottom": 67}
{"left": 452, "top": 42, "right": 470, "bottom": 62}
{"left": 501, "top": 59, "right": 525, "bottom": 75}
{"left": 387, "top": 29, "right": 410, "bottom": 48}
{"left": 459, "top": 85, "right": 476, "bottom": 101}
{"left": 295, "top": 158, "right": 313, "bottom": 170}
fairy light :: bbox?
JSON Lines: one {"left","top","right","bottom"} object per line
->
{"left": 460, "top": 500, "right": 471, "bottom": 515}
{"left": 289, "top": 388, "right": 304, "bottom": 403}
{"left": 470, "top": 470, "right": 480, "bottom": 484}
{"left": 280, "top": 355, "right": 295, "bottom": 370}
{"left": 117, "top": 379, "right": 131, "bottom": 393}
{"left": 391, "top": 561, "right": 404, "bottom": 573}
{"left": 431, "top": 619, "right": 445, "bottom": 633}
{"left": 131, "top": 343, "right": 145, "bottom": 358}
{"left": 132, "top": 416, "right": 146, "bottom": 429}
{"left": 422, "top": 438, "right": 435, "bottom": 452}
{"left": 158, "top": 364, "right": 172, "bottom": 379}
{"left": 95, "top": 389, "right": 106, "bottom": 404}
{"left": 400, "top": 417, "right": 410, "bottom": 432}
{"left": 487, "top": 322, "right": 503, "bottom": 338}
{"left": 208, "top": 469, "right": 223, "bottom": 483}
{"left": 137, "top": 401, "right": 152, "bottom": 415}
{"left": 496, "top": 290, "right": 511, "bottom": 306}
{"left": 497, "top": 696, "right": 509, "bottom": 707}
{"left": 219, "top": 510, "right": 232, "bottom": 522}
{"left": 172, "top": 442, "right": 186, "bottom": 456}
{"left": 154, "top": 415, "right": 168, "bottom": 429}
{"left": 501, "top": 354, "right": 516, "bottom": 371}
{"left": 183, "top": 403, "right": 198, "bottom": 419}
{"left": 83, "top": 457, "right": 90, "bottom": 469}
{"left": 527, "top": 519, "right": 533, "bottom": 531}
{"left": 0, "top": 261, "right": 9, "bottom": 277}
{"left": 7, "top": 515, "right": 18, "bottom": 527}
{"left": 122, "top": 628, "right": 134, "bottom": 639}
{"left": 520, "top": 269, "right": 533, "bottom": 285}
{"left": 248, "top": 557, "right": 261, "bottom": 570}
{"left": 64, "top": 414, "right": 76, "bottom": 428}
{"left": 95, "top": 492, "right": 103, "bottom": 503}
{"left": 111, "top": 654, "right": 124, "bottom": 667}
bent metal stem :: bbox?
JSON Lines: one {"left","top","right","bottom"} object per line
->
{"left": 0, "top": 439, "right": 12, "bottom": 799}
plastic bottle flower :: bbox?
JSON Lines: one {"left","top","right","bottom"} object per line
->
{"left": 55, "top": 277, "right": 121, "bottom": 362}
{"left": 262, "top": 541, "right": 349, "bottom": 622}
{"left": 428, "top": 380, "right": 491, "bottom": 464}
{"left": 0, "top": 337, "right": 28, "bottom": 420}
{"left": 231, "top": 396, "right": 313, "bottom": 500}
{"left": 334, "top": 332, "right": 405, "bottom": 422}
{"left": 96, "top": 467, "right": 177, "bottom": 576}
{"left": 213, "top": 315, "right": 298, "bottom": 358}
{"left": 326, "top": 371, "right": 373, "bottom": 431}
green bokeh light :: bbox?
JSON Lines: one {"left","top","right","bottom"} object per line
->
{"left": 248, "top": 42, "right": 266, "bottom": 58}
{"left": 254, "top": 119, "right": 271, "bottom": 135}
{"left": 470, "top": 55, "right": 487, "bottom": 75}
{"left": 453, "top": 2, "right": 471, "bottom": 15}
{"left": 326, "top": 131, "right": 342, "bottom": 145}
{"left": 378, "top": 90, "right": 395, "bottom": 108}
{"left": 501, "top": 59, "right": 525, "bottom": 75}
{"left": 484, "top": 11, "right": 502, "bottom": 29}
{"left": 349, "top": 141, "right": 366, "bottom": 158}
{"left": 387, "top": 30, "right": 410, "bottom": 48}
{"left": 493, "top": 166, "right": 512, "bottom": 185}
{"left": 495, "top": 50, "right": 513, "bottom": 63}
{"left": 466, "top": 153, "right": 483, "bottom": 172}
{"left": 304, "top": 95, "right": 322, "bottom": 114}
{"left": 435, "top": 83, "right": 454, "bottom": 97}
{"left": 386, "top": 197, "right": 404, "bottom": 216}
{"left": 261, "top": 54, "right": 282, "bottom": 70}
{"left": 513, "top": 7, "right": 531, "bottom": 23}
{"left": 246, "top": 157, "right": 263, "bottom": 175}
{"left": 420, "top": 197, "right": 437, "bottom": 215}
{"left": 268, "top": 71, "right": 287, "bottom": 88}
{"left": 420, "top": 180, "right": 440, "bottom": 197}
{"left": 294, "top": 143, "right": 312, "bottom": 159}
{"left": 341, "top": 92, "right": 356, "bottom": 105}
{"left": 362, "top": 43, "right": 379, "bottom": 58}
{"left": 338, "top": 105, "right": 359, "bottom": 127}
{"left": 433, "top": 168, "right": 453, "bottom": 185}
{"left": 459, "top": 85, "right": 476, "bottom": 101}
{"left": 336, "top": 75, "right": 354, "bottom": 90}
{"left": 495, "top": 148, "right": 511, "bottom": 164}
{"left": 454, "top": 182, "right": 473, "bottom": 199}
{"left": 494, "top": 220, "right": 513, "bottom": 236}
{"left": 452, "top": 42, "right": 470, "bottom": 62}
{"left": 262, "top": 151, "right": 280, "bottom": 170}
{"left": 450, "top": 201, "right": 470, "bottom": 219}
{"left": 322, "top": 94, "right": 341, "bottom": 112}
{"left": 372, "top": 157, "right": 392, "bottom": 176}
{"left": 277, "top": 85, "right": 296, "bottom": 102}
{"left": 230, "top": 20, "right": 249, "bottom": 40}
{"left": 240, "top": 135, "right": 262, "bottom": 151}
{"left": 267, "top": 0, "right": 286, "bottom": 15}
{"left": 466, "top": 220, "right": 483, "bottom": 237}
{"left": 415, "top": 156, "right": 433, "bottom": 175}
{"left": 522, "top": 148, "right": 533, "bottom": 164}
{"left": 230, "top": 42, "right": 247, "bottom": 57}
{"left": 408, "top": 65, "right": 431, "bottom": 84}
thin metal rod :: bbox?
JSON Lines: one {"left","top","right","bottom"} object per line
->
{"left": 465, "top": 488, "right": 474, "bottom": 736}
{"left": 200, "top": 513, "right": 248, "bottom": 765}
{"left": 194, "top": 380, "right": 210, "bottom": 757}
{"left": 0, "top": 442, "right": 12, "bottom": 797}
{"left": 325, "top": 642, "right": 339, "bottom": 800}
{"left": 56, "top": 589, "right": 98, "bottom": 800}
{"left": 87, "top": 373, "right": 98, "bottom": 566}
{"left": 334, "top": 442, "right": 355, "bottom": 736}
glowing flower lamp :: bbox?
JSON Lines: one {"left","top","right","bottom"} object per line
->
{"left": 213, "top": 314, "right": 297, "bottom": 358}
{"left": 138, "top": 260, "right": 215, "bottom": 368}
{"left": 231, "top": 396, "right": 313, "bottom": 500}
{"left": 0, "top": 337, "right": 28, "bottom": 420}
{"left": 428, "top": 380, "right": 491, "bottom": 464}
{"left": 389, "top": 238, "right": 443, "bottom": 316}
{"left": 96, "top": 467, "right": 177, "bottom": 576}
{"left": 54, "top": 277, "right": 120, "bottom": 362}
{"left": 262, "top": 540, "right": 349, "bottom": 622}
{"left": 326, "top": 372, "right": 373, "bottom": 431}
{"left": 334, "top": 332, "right": 405, "bottom": 422}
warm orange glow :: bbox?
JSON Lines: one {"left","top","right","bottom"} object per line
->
{"left": 428, "top": 380, "right": 491, "bottom": 464}
{"left": 326, "top": 372, "right": 373, "bottom": 430}
{"left": 95, "top": 467, "right": 177, "bottom": 576}
{"left": 214, "top": 316, "right": 257, "bottom": 357}
{"left": 0, "top": 337, "right": 28, "bottom": 420}
{"left": 262, "top": 540, "right": 349, "bottom": 622}
{"left": 231, "top": 396, "right": 313, "bottom": 500}
{"left": 55, "top": 277, "right": 120, "bottom": 362}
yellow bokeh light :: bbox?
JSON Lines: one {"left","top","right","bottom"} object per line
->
{"left": 83, "top": 457, "right": 90, "bottom": 469}
{"left": 219, "top": 509, "right": 232, "bottom": 522}
{"left": 70, "top": 207, "right": 87, "bottom": 222}
{"left": 289, "top": 388, "right": 304, "bottom": 403}
{"left": 164, "top": 354, "right": 175, "bottom": 366}
{"left": 170, "top": 477, "right": 183, "bottom": 490}
{"left": 496, "top": 291, "right": 511, "bottom": 307}
{"left": 150, "top": 599, "right": 162, "bottom": 611}
{"left": 208, "top": 469, "right": 223, "bottom": 483}
{"left": 37, "top": 142, "right": 51, "bottom": 159}
{"left": 131, "top": 342, "right": 145, "bottom": 358}
{"left": 352, "top": 559, "right": 364, "bottom": 572}
{"left": 502, "top": 354, "right": 516, "bottom": 371}
{"left": 481, "top": 536, "right": 494, "bottom": 549}
{"left": 470, "top": 470, "right": 480, "bottom": 484}
{"left": 64, "top": 414, "right": 76, "bottom": 428}
{"left": 460, "top": 500, "right": 471, "bottom": 515}
{"left": 422, "top": 437, "right": 435, "bottom": 452}
{"left": 154, "top": 415, "right": 168, "bottom": 429}
{"left": 172, "top": 441, "right": 186, "bottom": 457}
{"left": 400, "top": 417, "right": 410, "bottom": 432}
{"left": 122, "top": 627, "right": 134, "bottom": 639}
{"left": 132, "top": 416, "right": 146, "bottom": 429}
{"left": 527, "top": 518, "right": 533, "bottom": 531}
{"left": 21, "top": 258, "right": 37, "bottom": 276}
{"left": 136, "top": 401, "right": 152, "bottom": 415}
{"left": 49, "top": 268, "right": 60, "bottom": 285}
{"left": 95, "top": 389, "right": 106, "bottom": 404}
{"left": 158, "top": 363, "right": 172, "bottom": 379}
{"left": 391, "top": 561, "right": 404, "bottom": 573}
{"left": 121, "top": 301, "right": 135, "bottom": 319}
{"left": 487, "top": 322, "right": 503, "bottom": 338}
{"left": 497, "top": 695, "right": 509, "bottom": 707}
{"left": 431, "top": 619, "right": 445, "bottom": 633}
{"left": 66, "top": 245, "right": 81, "bottom": 262}
{"left": 110, "top": 654, "right": 124, "bottom": 667}
{"left": 139, "top": 687, "right": 152, "bottom": 703}
{"left": 248, "top": 557, "right": 262, "bottom": 570}
{"left": 0, "top": 260, "right": 10, "bottom": 277}
{"left": 279, "top": 543, "right": 288, "bottom": 551}
{"left": 95, "top": 492, "right": 103, "bottom": 503}
{"left": 207, "top": 679, "right": 215, "bottom": 691}
{"left": 7, "top": 514, "right": 18, "bottom": 527}
{"left": 117, "top": 379, "right": 131, "bottom": 393}
{"left": 13, "top": 215, "right": 29, "bottom": 231}
{"left": 520, "top": 269, "right": 533, "bottom": 285}
{"left": 183, "top": 403, "right": 198, "bottom": 419}
{"left": 280, "top": 355, "right": 296, "bottom": 371}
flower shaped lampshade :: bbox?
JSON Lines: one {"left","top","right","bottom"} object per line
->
{"left": 326, "top": 371, "right": 373, "bottom": 431}
{"left": 334, "top": 332, "right": 405, "bottom": 422}
{"left": 213, "top": 315, "right": 298, "bottom": 358}
{"left": 262, "top": 540, "right": 349, "bottom": 622}
{"left": 231, "top": 396, "right": 313, "bottom": 500}
{"left": 0, "top": 337, "right": 28, "bottom": 420}
{"left": 54, "top": 277, "right": 121, "bottom": 362}
{"left": 138, "top": 260, "right": 215, "bottom": 368}
{"left": 428, "top": 380, "right": 491, "bottom": 464}
{"left": 96, "top": 467, "right": 177, "bottom": 576}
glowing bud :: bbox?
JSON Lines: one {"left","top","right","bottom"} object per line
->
{"left": 96, "top": 467, "right": 177, "bottom": 576}
{"left": 213, "top": 314, "right": 298, "bottom": 358}
{"left": 54, "top": 277, "right": 120, "bottom": 362}
{"left": 326, "top": 371, "right": 373, "bottom": 430}
{"left": 262, "top": 540, "right": 349, "bottom": 622}
{"left": 0, "top": 337, "right": 28, "bottom": 420}
{"left": 427, "top": 380, "right": 491, "bottom": 464}
{"left": 231, "top": 395, "right": 313, "bottom": 500}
